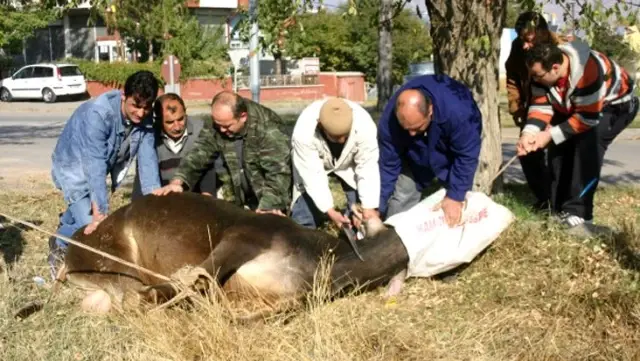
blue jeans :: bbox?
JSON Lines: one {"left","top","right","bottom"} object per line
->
{"left": 291, "top": 176, "right": 359, "bottom": 229}
{"left": 53, "top": 195, "right": 93, "bottom": 251}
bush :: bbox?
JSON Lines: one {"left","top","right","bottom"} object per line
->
{"left": 65, "top": 58, "right": 165, "bottom": 87}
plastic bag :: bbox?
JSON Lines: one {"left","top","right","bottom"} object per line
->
{"left": 384, "top": 188, "right": 515, "bottom": 279}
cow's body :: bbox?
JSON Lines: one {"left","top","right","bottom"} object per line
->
{"left": 62, "top": 192, "right": 410, "bottom": 314}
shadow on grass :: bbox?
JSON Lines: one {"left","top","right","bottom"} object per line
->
{"left": 0, "top": 216, "right": 44, "bottom": 269}
{"left": 600, "top": 221, "right": 640, "bottom": 273}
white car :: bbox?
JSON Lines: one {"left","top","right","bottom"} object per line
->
{"left": 0, "top": 63, "right": 87, "bottom": 103}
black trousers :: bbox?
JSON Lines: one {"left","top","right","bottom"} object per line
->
{"left": 518, "top": 145, "right": 550, "bottom": 206}
{"left": 548, "top": 97, "right": 638, "bottom": 220}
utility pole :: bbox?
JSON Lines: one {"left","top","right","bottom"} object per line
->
{"left": 249, "top": 0, "right": 260, "bottom": 102}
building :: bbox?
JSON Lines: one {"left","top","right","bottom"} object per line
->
{"left": 9, "top": 0, "right": 249, "bottom": 67}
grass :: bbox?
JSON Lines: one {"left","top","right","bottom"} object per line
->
{"left": 1, "top": 179, "right": 639, "bottom": 360}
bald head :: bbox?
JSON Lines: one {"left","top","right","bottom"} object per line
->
{"left": 395, "top": 89, "right": 432, "bottom": 137}
{"left": 210, "top": 91, "right": 248, "bottom": 137}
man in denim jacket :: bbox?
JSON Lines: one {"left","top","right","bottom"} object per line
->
{"left": 48, "top": 70, "right": 161, "bottom": 279}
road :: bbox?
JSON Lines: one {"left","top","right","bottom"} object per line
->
{"left": 0, "top": 112, "right": 638, "bottom": 189}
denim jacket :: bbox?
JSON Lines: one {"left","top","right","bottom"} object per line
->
{"left": 51, "top": 90, "right": 161, "bottom": 215}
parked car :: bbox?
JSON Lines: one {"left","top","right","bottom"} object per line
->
{"left": 0, "top": 63, "right": 87, "bottom": 103}
{"left": 403, "top": 61, "right": 437, "bottom": 83}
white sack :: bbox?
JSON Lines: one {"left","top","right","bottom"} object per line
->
{"left": 384, "top": 188, "right": 515, "bottom": 279}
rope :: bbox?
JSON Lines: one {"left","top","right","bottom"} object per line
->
{"left": 0, "top": 211, "right": 171, "bottom": 283}
{"left": 489, "top": 154, "right": 519, "bottom": 187}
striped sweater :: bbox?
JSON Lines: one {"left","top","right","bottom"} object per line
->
{"left": 523, "top": 40, "right": 634, "bottom": 144}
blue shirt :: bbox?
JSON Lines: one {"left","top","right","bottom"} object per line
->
{"left": 51, "top": 90, "right": 161, "bottom": 215}
{"left": 377, "top": 74, "right": 482, "bottom": 215}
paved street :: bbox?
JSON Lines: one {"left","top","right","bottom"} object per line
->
{"left": 0, "top": 111, "right": 638, "bottom": 190}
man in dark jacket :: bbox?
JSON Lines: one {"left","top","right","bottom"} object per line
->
{"left": 376, "top": 74, "right": 482, "bottom": 227}
{"left": 131, "top": 93, "right": 220, "bottom": 199}
{"left": 153, "top": 91, "right": 292, "bottom": 215}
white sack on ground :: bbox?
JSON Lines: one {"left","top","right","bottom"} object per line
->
{"left": 384, "top": 188, "right": 515, "bottom": 279}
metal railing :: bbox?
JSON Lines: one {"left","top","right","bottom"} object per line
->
{"left": 234, "top": 74, "right": 319, "bottom": 88}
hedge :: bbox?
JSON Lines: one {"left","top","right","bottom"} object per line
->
{"left": 65, "top": 58, "right": 165, "bottom": 87}
{"left": 65, "top": 58, "right": 231, "bottom": 86}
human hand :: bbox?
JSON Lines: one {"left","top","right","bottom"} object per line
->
{"left": 532, "top": 130, "right": 552, "bottom": 151}
{"left": 327, "top": 208, "right": 351, "bottom": 228}
{"left": 516, "top": 133, "right": 536, "bottom": 156}
{"left": 433, "top": 196, "right": 464, "bottom": 227}
{"left": 152, "top": 180, "right": 183, "bottom": 196}
{"left": 256, "top": 209, "right": 285, "bottom": 217}
{"left": 84, "top": 201, "right": 106, "bottom": 235}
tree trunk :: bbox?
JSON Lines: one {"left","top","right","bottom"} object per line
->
{"left": 148, "top": 39, "right": 154, "bottom": 62}
{"left": 274, "top": 52, "right": 282, "bottom": 76}
{"left": 377, "top": 0, "right": 393, "bottom": 112}
{"left": 424, "top": 0, "right": 507, "bottom": 193}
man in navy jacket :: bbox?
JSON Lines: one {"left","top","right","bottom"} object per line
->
{"left": 376, "top": 74, "right": 482, "bottom": 226}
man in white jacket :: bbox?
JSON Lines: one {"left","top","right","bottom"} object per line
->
{"left": 290, "top": 97, "right": 380, "bottom": 230}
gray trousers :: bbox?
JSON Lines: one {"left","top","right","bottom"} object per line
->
{"left": 385, "top": 164, "right": 423, "bottom": 219}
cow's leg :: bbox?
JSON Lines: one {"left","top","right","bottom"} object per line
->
{"left": 137, "top": 236, "right": 266, "bottom": 306}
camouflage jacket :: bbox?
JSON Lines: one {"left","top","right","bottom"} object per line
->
{"left": 173, "top": 98, "right": 292, "bottom": 211}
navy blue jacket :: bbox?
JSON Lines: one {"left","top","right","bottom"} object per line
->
{"left": 378, "top": 74, "right": 482, "bottom": 215}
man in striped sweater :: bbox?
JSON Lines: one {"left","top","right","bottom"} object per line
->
{"left": 517, "top": 40, "right": 638, "bottom": 237}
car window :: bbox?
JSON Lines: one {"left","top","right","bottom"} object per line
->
{"left": 33, "top": 66, "right": 54, "bottom": 78}
{"left": 14, "top": 67, "right": 34, "bottom": 79}
{"left": 59, "top": 66, "right": 82, "bottom": 77}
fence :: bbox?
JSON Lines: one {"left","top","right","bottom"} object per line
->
{"left": 234, "top": 74, "right": 319, "bottom": 89}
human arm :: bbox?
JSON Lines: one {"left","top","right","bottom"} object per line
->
{"left": 505, "top": 40, "right": 526, "bottom": 118}
{"left": 79, "top": 109, "right": 112, "bottom": 217}
{"left": 291, "top": 136, "right": 334, "bottom": 212}
{"left": 136, "top": 128, "right": 162, "bottom": 195}
{"left": 171, "top": 123, "right": 219, "bottom": 190}
{"left": 377, "top": 111, "right": 405, "bottom": 217}
{"left": 352, "top": 112, "right": 381, "bottom": 212}
{"left": 444, "top": 106, "right": 482, "bottom": 203}
{"left": 256, "top": 121, "right": 293, "bottom": 211}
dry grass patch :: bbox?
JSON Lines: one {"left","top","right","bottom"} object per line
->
{"left": 1, "top": 181, "right": 639, "bottom": 360}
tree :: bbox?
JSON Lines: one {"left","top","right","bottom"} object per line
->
{"left": 286, "top": 2, "right": 432, "bottom": 87}
{"left": 421, "top": 0, "right": 507, "bottom": 192}
{"left": 234, "top": 0, "right": 317, "bottom": 75}
{"left": 378, "top": 0, "right": 394, "bottom": 112}
{"left": 0, "top": 2, "right": 58, "bottom": 52}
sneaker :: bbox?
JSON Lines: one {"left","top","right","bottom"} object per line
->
{"left": 552, "top": 213, "right": 615, "bottom": 239}
{"left": 47, "top": 236, "right": 67, "bottom": 281}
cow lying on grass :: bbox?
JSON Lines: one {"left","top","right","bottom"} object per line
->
{"left": 53, "top": 190, "right": 512, "bottom": 319}
{"left": 59, "top": 192, "right": 409, "bottom": 317}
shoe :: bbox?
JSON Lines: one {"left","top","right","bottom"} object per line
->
{"left": 47, "top": 236, "right": 67, "bottom": 281}
{"left": 551, "top": 212, "right": 615, "bottom": 239}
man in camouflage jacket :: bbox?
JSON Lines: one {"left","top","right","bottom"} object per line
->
{"left": 153, "top": 91, "right": 292, "bottom": 214}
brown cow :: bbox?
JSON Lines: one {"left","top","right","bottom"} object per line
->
{"left": 60, "top": 192, "right": 410, "bottom": 316}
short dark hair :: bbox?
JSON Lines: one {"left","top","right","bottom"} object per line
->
{"left": 396, "top": 89, "right": 432, "bottom": 117}
{"left": 211, "top": 91, "right": 247, "bottom": 119}
{"left": 526, "top": 42, "right": 564, "bottom": 71}
{"left": 124, "top": 70, "right": 159, "bottom": 106}
{"left": 515, "top": 11, "right": 549, "bottom": 37}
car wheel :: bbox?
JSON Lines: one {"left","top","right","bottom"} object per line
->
{"left": 42, "top": 88, "right": 57, "bottom": 103}
{"left": 0, "top": 87, "right": 12, "bottom": 102}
